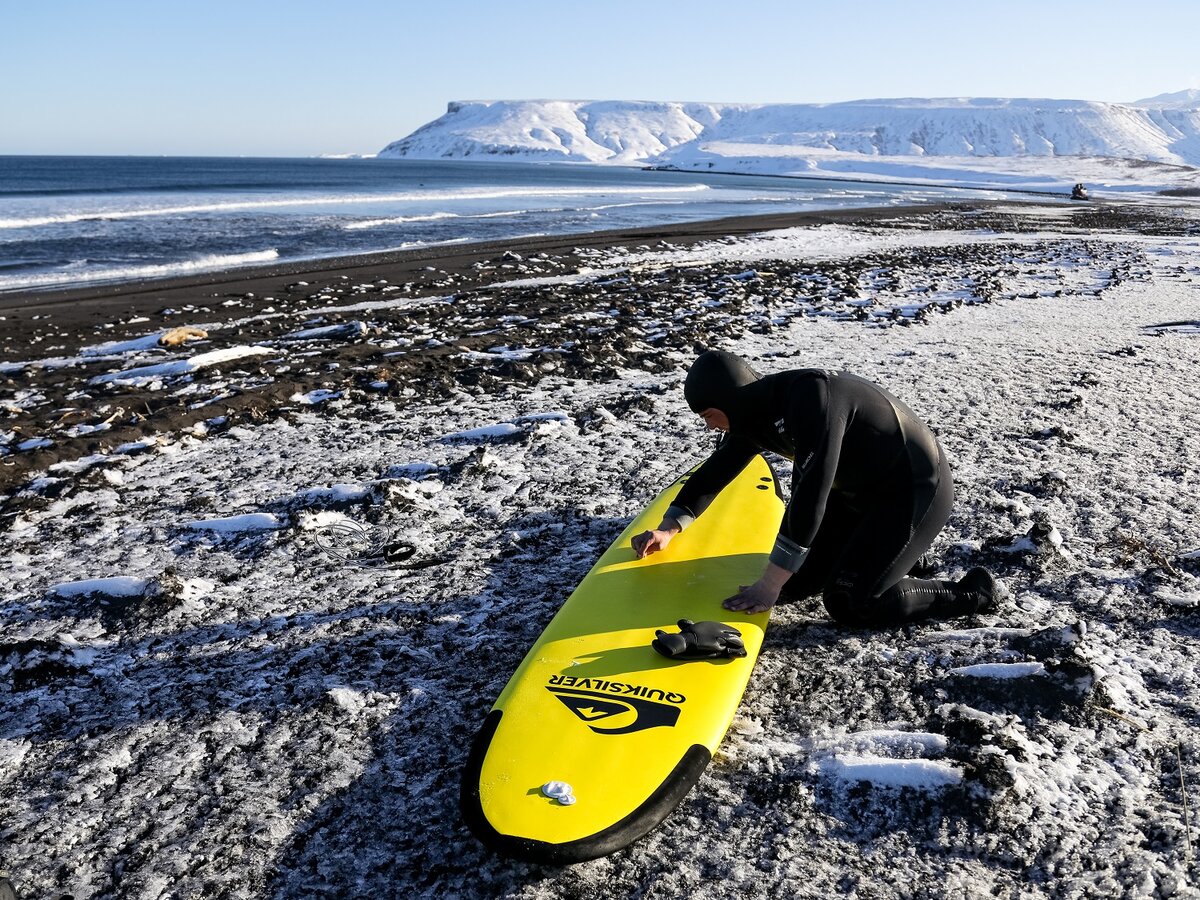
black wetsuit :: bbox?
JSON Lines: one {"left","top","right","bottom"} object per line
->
{"left": 667, "top": 368, "right": 954, "bottom": 626}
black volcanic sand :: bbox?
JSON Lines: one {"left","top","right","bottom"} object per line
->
{"left": 2, "top": 198, "right": 1197, "bottom": 500}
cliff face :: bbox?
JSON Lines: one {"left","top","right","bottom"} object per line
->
{"left": 379, "top": 97, "right": 1200, "bottom": 168}
{"left": 380, "top": 100, "right": 721, "bottom": 163}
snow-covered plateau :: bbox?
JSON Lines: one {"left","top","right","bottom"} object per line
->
{"left": 2, "top": 202, "right": 1200, "bottom": 898}
{"left": 380, "top": 96, "right": 1200, "bottom": 194}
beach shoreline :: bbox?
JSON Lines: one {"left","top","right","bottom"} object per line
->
{"left": 0, "top": 197, "right": 1086, "bottom": 371}
{"left": 2, "top": 196, "right": 1193, "bottom": 494}
{"left": 0, "top": 200, "right": 1013, "bottom": 313}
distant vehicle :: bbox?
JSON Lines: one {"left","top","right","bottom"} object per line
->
{"left": 1071, "top": 183, "right": 1090, "bottom": 201}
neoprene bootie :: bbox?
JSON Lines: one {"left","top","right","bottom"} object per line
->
{"left": 955, "top": 567, "right": 998, "bottom": 614}
{"left": 887, "top": 567, "right": 997, "bottom": 620}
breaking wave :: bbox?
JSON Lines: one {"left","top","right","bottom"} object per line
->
{"left": 0, "top": 250, "right": 281, "bottom": 292}
{"left": 0, "top": 184, "right": 712, "bottom": 230}
{"left": 343, "top": 208, "right": 556, "bottom": 231}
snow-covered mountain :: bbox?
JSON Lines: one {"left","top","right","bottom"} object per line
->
{"left": 1133, "top": 88, "right": 1200, "bottom": 109}
{"left": 379, "top": 96, "right": 1200, "bottom": 191}
{"left": 381, "top": 100, "right": 718, "bottom": 164}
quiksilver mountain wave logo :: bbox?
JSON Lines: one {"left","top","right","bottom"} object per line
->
{"left": 546, "top": 675, "right": 685, "bottom": 735}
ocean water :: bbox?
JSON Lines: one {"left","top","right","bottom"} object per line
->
{"left": 0, "top": 156, "right": 1005, "bottom": 292}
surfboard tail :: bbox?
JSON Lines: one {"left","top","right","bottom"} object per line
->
{"left": 460, "top": 710, "right": 712, "bottom": 866}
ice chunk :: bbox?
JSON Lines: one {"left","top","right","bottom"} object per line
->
{"left": 823, "top": 754, "right": 963, "bottom": 788}
{"left": 49, "top": 454, "right": 113, "bottom": 474}
{"left": 80, "top": 332, "right": 168, "bottom": 355}
{"left": 442, "top": 422, "right": 522, "bottom": 441}
{"left": 950, "top": 662, "right": 1047, "bottom": 678}
{"left": 290, "top": 389, "right": 343, "bottom": 405}
{"left": 326, "top": 688, "right": 368, "bottom": 714}
{"left": 50, "top": 576, "right": 151, "bottom": 598}
{"left": 290, "top": 483, "right": 372, "bottom": 505}
{"left": 90, "top": 345, "right": 273, "bottom": 385}
{"left": 838, "top": 729, "right": 949, "bottom": 756}
{"left": 0, "top": 738, "right": 31, "bottom": 772}
{"left": 280, "top": 321, "right": 368, "bottom": 341}
{"left": 184, "top": 513, "right": 283, "bottom": 533}
{"left": 383, "top": 461, "right": 440, "bottom": 479}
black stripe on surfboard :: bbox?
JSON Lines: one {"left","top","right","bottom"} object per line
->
{"left": 460, "top": 710, "right": 712, "bottom": 865}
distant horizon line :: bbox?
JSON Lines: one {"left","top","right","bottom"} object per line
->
{"left": 0, "top": 153, "right": 385, "bottom": 160}
{"left": 0, "top": 153, "right": 662, "bottom": 164}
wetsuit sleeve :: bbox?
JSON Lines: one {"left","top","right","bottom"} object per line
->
{"left": 665, "top": 434, "right": 759, "bottom": 530}
{"left": 770, "top": 377, "right": 844, "bottom": 571}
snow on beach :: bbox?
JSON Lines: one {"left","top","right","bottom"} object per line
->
{"left": 2, "top": 204, "right": 1200, "bottom": 898}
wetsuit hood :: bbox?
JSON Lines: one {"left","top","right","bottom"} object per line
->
{"left": 684, "top": 350, "right": 761, "bottom": 415}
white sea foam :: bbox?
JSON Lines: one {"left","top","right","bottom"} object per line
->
{"left": 0, "top": 184, "right": 711, "bottom": 230}
{"left": 0, "top": 250, "right": 280, "bottom": 291}
{"left": 343, "top": 211, "right": 460, "bottom": 230}
{"left": 342, "top": 209, "right": 540, "bottom": 231}
{"left": 343, "top": 202, "right": 691, "bottom": 232}
{"left": 386, "top": 238, "right": 473, "bottom": 251}
{"left": 586, "top": 199, "right": 692, "bottom": 211}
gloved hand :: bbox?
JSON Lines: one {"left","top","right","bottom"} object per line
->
{"left": 652, "top": 619, "right": 747, "bottom": 660}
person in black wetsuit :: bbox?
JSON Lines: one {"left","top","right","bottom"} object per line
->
{"left": 630, "top": 350, "right": 996, "bottom": 626}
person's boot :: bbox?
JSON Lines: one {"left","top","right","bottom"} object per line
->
{"left": 885, "top": 568, "right": 997, "bottom": 620}
{"left": 954, "top": 567, "right": 998, "bottom": 614}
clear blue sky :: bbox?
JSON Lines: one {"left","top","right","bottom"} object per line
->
{"left": 2, "top": 0, "right": 1197, "bottom": 157}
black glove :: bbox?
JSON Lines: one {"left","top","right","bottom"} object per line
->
{"left": 652, "top": 619, "right": 747, "bottom": 660}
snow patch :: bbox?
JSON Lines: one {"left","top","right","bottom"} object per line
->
{"left": 442, "top": 422, "right": 522, "bottom": 441}
{"left": 0, "top": 739, "right": 31, "bottom": 773}
{"left": 822, "top": 754, "right": 964, "bottom": 789}
{"left": 183, "top": 513, "right": 284, "bottom": 533}
{"left": 49, "top": 576, "right": 151, "bottom": 598}
{"left": 949, "top": 662, "right": 1049, "bottom": 678}
{"left": 290, "top": 389, "right": 343, "bottom": 406}
{"left": 89, "top": 345, "right": 274, "bottom": 386}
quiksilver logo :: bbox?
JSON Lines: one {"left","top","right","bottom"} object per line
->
{"left": 546, "top": 675, "right": 686, "bottom": 735}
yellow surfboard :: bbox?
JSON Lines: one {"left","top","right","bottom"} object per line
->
{"left": 461, "top": 455, "right": 784, "bottom": 864}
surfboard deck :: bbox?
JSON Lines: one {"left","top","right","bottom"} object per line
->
{"left": 461, "top": 455, "right": 784, "bottom": 864}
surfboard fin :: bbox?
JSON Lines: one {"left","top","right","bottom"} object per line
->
{"left": 652, "top": 619, "right": 747, "bottom": 660}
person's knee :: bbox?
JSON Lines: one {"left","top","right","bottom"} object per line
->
{"left": 823, "top": 573, "right": 911, "bottom": 628}
{"left": 821, "top": 584, "right": 871, "bottom": 627}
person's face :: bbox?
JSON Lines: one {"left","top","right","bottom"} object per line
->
{"left": 699, "top": 408, "right": 729, "bottom": 432}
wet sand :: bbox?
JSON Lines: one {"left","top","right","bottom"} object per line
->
{"left": 0, "top": 202, "right": 1008, "bottom": 324}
